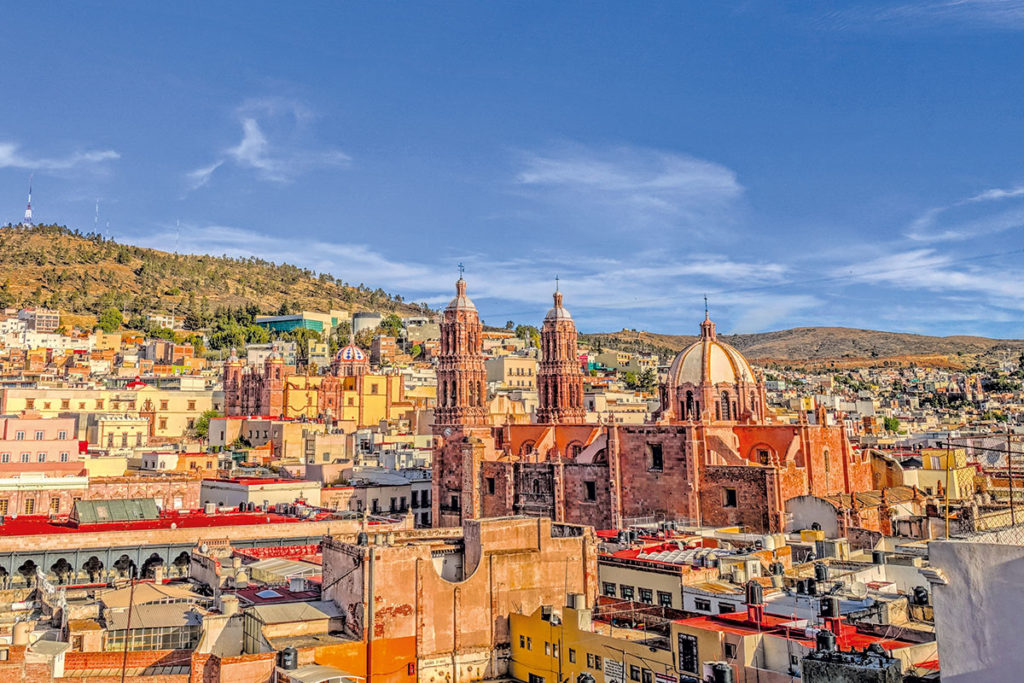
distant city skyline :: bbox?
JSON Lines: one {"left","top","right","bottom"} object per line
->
{"left": 3, "top": 3, "right": 1024, "bottom": 337}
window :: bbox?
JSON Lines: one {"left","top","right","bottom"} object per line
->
{"left": 0, "top": 453, "right": 7, "bottom": 463}
{"left": 639, "top": 588, "right": 653, "bottom": 604}
{"left": 648, "top": 442, "right": 664, "bottom": 471}
{"left": 620, "top": 585, "right": 634, "bottom": 600}
{"left": 15, "top": 432, "right": 24, "bottom": 441}
{"left": 49, "top": 497, "right": 59, "bottom": 514}
{"left": 526, "top": 637, "right": 532, "bottom": 650}
{"left": 486, "top": 477, "right": 495, "bottom": 495}
{"left": 630, "top": 665, "right": 641, "bottom": 681}
{"left": 520, "top": 635, "right": 526, "bottom": 649}
{"left": 642, "top": 670, "right": 653, "bottom": 683}
{"left": 58, "top": 431, "right": 67, "bottom": 440}
{"left": 545, "top": 641, "right": 551, "bottom": 656}
{"left": 60, "top": 400, "right": 70, "bottom": 410}
{"left": 678, "top": 633, "right": 699, "bottom": 674}
{"left": 723, "top": 488, "right": 737, "bottom": 508}
{"left": 603, "top": 582, "right": 617, "bottom": 597}
{"left": 371, "top": 384, "right": 379, "bottom": 394}
{"left": 528, "top": 675, "right": 545, "bottom": 683}
{"left": 758, "top": 449, "right": 770, "bottom": 465}
{"left": 789, "top": 654, "right": 799, "bottom": 668}
{"left": 37, "top": 452, "right": 45, "bottom": 462}
{"left": 160, "top": 400, "right": 169, "bottom": 410}
{"left": 20, "top": 453, "right": 29, "bottom": 463}
{"left": 725, "top": 643, "right": 737, "bottom": 659}
{"left": 718, "top": 602, "right": 736, "bottom": 614}
{"left": 96, "top": 399, "right": 104, "bottom": 409}
{"left": 694, "top": 598, "right": 711, "bottom": 612}
{"left": 159, "top": 418, "right": 168, "bottom": 430}
{"left": 187, "top": 400, "right": 196, "bottom": 411}
{"left": 568, "top": 648, "right": 576, "bottom": 664}
{"left": 450, "top": 495, "right": 459, "bottom": 510}
{"left": 24, "top": 499, "right": 34, "bottom": 514}
{"left": 24, "top": 399, "right": 34, "bottom": 409}
{"left": 658, "top": 591, "right": 673, "bottom": 608}
{"left": 587, "top": 653, "right": 602, "bottom": 670}
{"left": 412, "top": 491, "right": 420, "bottom": 507}
{"left": 0, "top": 500, "right": 7, "bottom": 515}
{"left": 584, "top": 481, "right": 596, "bottom": 501}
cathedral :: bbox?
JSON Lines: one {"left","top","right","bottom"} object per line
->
{"left": 431, "top": 277, "right": 873, "bottom": 533}
{"left": 224, "top": 342, "right": 411, "bottom": 427}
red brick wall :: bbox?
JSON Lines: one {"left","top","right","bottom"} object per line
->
{"left": 616, "top": 425, "right": 697, "bottom": 521}
{"left": 700, "top": 465, "right": 774, "bottom": 531}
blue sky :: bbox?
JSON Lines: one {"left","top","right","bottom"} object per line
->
{"left": 3, "top": 2, "right": 1024, "bottom": 337}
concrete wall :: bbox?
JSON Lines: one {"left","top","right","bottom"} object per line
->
{"left": 929, "top": 536, "right": 1024, "bottom": 682}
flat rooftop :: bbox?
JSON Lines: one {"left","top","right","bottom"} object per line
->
{"left": 0, "top": 508, "right": 337, "bottom": 537}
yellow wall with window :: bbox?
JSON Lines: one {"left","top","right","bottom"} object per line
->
{"left": 510, "top": 606, "right": 675, "bottom": 683}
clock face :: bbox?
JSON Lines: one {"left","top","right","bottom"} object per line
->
{"left": 443, "top": 427, "right": 452, "bottom": 436}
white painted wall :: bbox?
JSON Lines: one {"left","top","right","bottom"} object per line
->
{"left": 929, "top": 536, "right": 1024, "bottom": 682}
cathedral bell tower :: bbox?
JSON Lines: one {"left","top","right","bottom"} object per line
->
{"left": 432, "top": 273, "right": 489, "bottom": 527}
{"left": 537, "top": 286, "right": 586, "bottom": 424}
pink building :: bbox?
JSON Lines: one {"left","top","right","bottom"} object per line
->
{"left": 0, "top": 415, "right": 84, "bottom": 477}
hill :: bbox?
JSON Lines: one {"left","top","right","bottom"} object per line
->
{"left": 0, "top": 224, "right": 428, "bottom": 327}
{"left": 583, "top": 326, "right": 1024, "bottom": 369}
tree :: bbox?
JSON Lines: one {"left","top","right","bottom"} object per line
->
{"left": 505, "top": 320, "right": 515, "bottom": 330}
{"left": 379, "top": 313, "right": 403, "bottom": 338}
{"left": 245, "top": 324, "right": 270, "bottom": 344}
{"left": 354, "top": 328, "right": 375, "bottom": 349}
{"left": 883, "top": 416, "right": 901, "bottom": 433}
{"left": 411, "top": 344, "right": 423, "bottom": 359}
{"left": 96, "top": 307, "right": 123, "bottom": 333}
{"left": 193, "top": 409, "right": 220, "bottom": 440}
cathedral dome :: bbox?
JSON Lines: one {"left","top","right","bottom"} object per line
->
{"left": 544, "top": 290, "right": 573, "bottom": 322}
{"left": 668, "top": 313, "right": 755, "bottom": 387}
{"left": 447, "top": 278, "right": 476, "bottom": 312}
{"left": 335, "top": 343, "right": 367, "bottom": 363}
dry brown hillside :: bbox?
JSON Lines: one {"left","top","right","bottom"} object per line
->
{"left": 0, "top": 224, "right": 427, "bottom": 326}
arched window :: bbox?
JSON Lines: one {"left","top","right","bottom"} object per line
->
{"left": 532, "top": 479, "right": 541, "bottom": 494}
{"left": 750, "top": 391, "right": 758, "bottom": 418}
{"left": 721, "top": 392, "right": 731, "bottom": 420}
{"left": 685, "top": 391, "right": 694, "bottom": 419}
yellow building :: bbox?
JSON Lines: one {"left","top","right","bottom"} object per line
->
{"left": 280, "top": 373, "right": 410, "bottom": 426}
{"left": 0, "top": 385, "right": 220, "bottom": 440}
{"left": 907, "top": 447, "right": 974, "bottom": 499}
{"left": 486, "top": 355, "right": 539, "bottom": 391}
{"left": 510, "top": 605, "right": 674, "bottom": 683}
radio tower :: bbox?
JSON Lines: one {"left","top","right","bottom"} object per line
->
{"left": 21, "top": 175, "right": 33, "bottom": 227}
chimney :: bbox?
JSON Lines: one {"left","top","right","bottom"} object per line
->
{"left": 744, "top": 580, "right": 764, "bottom": 626}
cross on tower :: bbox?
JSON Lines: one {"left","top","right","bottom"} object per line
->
{"left": 555, "top": 275, "right": 559, "bottom": 291}
{"left": 458, "top": 262, "right": 465, "bottom": 279}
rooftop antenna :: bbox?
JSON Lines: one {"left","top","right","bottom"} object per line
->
{"left": 22, "top": 174, "right": 33, "bottom": 227}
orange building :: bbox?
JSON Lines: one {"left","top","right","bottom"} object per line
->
{"left": 304, "top": 517, "right": 597, "bottom": 682}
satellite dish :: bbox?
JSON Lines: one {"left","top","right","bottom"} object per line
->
{"left": 851, "top": 581, "right": 868, "bottom": 599}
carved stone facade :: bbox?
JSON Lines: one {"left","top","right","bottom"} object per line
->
{"left": 432, "top": 296, "right": 874, "bottom": 533}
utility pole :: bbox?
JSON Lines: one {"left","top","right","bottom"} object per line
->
{"left": 1009, "top": 432, "right": 1016, "bottom": 526}
{"left": 944, "top": 435, "right": 952, "bottom": 539}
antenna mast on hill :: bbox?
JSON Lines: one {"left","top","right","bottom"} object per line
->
{"left": 22, "top": 174, "right": 33, "bottom": 227}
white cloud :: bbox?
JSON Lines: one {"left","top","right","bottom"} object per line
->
{"left": 513, "top": 144, "right": 743, "bottom": 233}
{"left": 119, "top": 221, "right": 799, "bottom": 332}
{"left": 823, "top": 1, "right": 1024, "bottom": 30}
{"left": 0, "top": 142, "right": 119, "bottom": 171}
{"left": 185, "top": 99, "right": 350, "bottom": 188}
{"left": 907, "top": 184, "right": 1024, "bottom": 242}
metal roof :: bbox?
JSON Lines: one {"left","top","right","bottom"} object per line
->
{"left": 251, "top": 600, "right": 342, "bottom": 625}
{"left": 71, "top": 498, "right": 160, "bottom": 525}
